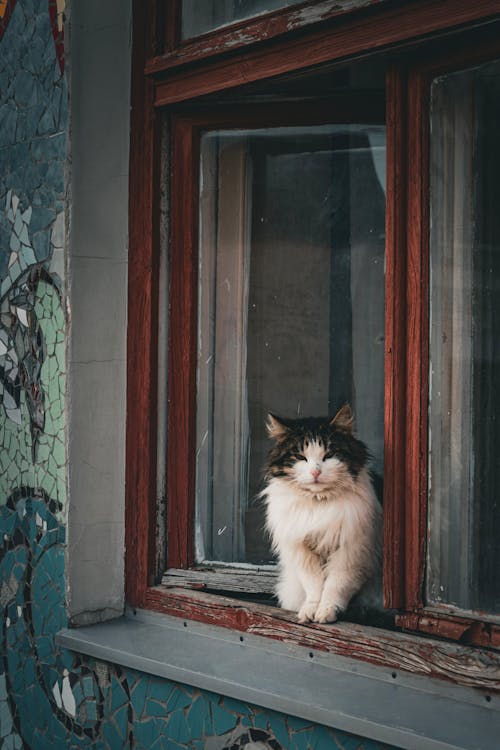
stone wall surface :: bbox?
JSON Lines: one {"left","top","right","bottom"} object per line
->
{"left": 0, "top": 1, "right": 397, "bottom": 747}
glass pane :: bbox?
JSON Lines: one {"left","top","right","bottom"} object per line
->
{"left": 427, "top": 60, "right": 500, "bottom": 615}
{"left": 181, "top": 0, "right": 304, "bottom": 39}
{"left": 195, "top": 124, "right": 386, "bottom": 564}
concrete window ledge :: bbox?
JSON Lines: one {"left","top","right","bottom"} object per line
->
{"left": 57, "top": 608, "right": 498, "bottom": 750}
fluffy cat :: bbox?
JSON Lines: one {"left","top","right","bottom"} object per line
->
{"left": 262, "top": 405, "right": 381, "bottom": 624}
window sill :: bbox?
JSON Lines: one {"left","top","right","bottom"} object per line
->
{"left": 57, "top": 606, "right": 499, "bottom": 750}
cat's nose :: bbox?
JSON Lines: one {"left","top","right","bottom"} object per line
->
{"left": 311, "top": 468, "right": 321, "bottom": 480}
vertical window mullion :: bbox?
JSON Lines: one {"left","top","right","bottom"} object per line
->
{"left": 383, "top": 66, "right": 409, "bottom": 610}
{"left": 404, "top": 69, "right": 431, "bottom": 612}
{"left": 167, "top": 117, "right": 200, "bottom": 570}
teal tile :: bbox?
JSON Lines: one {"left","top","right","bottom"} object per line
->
{"left": 40, "top": 664, "right": 58, "bottom": 693}
{"left": 185, "top": 696, "right": 205, "bottom": 739}
{"left": 103, "top": 719, "right": 123, "bottom": 749}
{"left": 290, "top": 730, "right": 313, "bottom": 750}
{"left": 0, "top": 512, "right": 17, "bottom": 538}
{"left": 3, "top": 734, "right": 16, "bottom": 750}
{"left": 329, "top": 731, "right": 366, "bottom": 750}
{"left": 288, "top": 716, "right": 310, "bottom": 731}
{"left": 145, "top": 698, "right": 167, "bottom": 717}
{"left": 166, "top": 688, "right": 192, "bottom": 712}
{"left": 60, "top": 649, "right": 75, "bottom": 671}
{"left": 268, "top": 715, "right": 289, "bottom": 747}
{"left": 71, "top": 683, "right": 84, "bottom": 706}
{"left": 253, "top": 710, "right": 269, "bottom": 730}
{"left": 239, "top": 712, "right": 253, "bottom": 728}
{"left": 82, "top": 674, "right": 95, "bottom": 697}
{"left": 158, "top": 740, "right": 184, "bottom": 750}
{"left": 212, "top": 702, "right": 237, "bottom": 735}
{"left": 134, "top": 718, "right": 157, "bottom": 747}
{"left": 114, "top": 703, "right": 130, "bottom": 736}
{"left": 130, "top": 679, "right": 148, "bottom": 718}
{"left": 35, "top": 635, "right": 52, "bottom": 659}
{"left": 82, "top": 698, "right": 98, "bottom": 723}
{"left": 110, "top": 677, "right": 128, "bottom": 710}
{"left": 221, "top": 695, "right": 246, "bottom": 714}
{"left": 147, "top": 676, "right": 174, "bottom": 704}
{"left": 23, "top": 657, "right": 36, "bottom": 685}
{"left": 166, "top": 709, "right": 190, "bottom": 745}
{"left": 9, "top": 233, "right": 20, "bottom": 252}
{"left": 307, "top": 728, "right": 336, "bottom": 750}
{"left": 203, "top": 699, "right": 214, "bottom": 736}
{"left": 0, "top": 700, "right": 13, "bottom": 737}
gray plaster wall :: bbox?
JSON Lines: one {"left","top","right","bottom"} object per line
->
{"left": 66, "top": 0, "right": 132, "bottom": 624}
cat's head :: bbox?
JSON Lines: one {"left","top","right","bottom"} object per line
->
{"left": 264, "top": 405, "right": 368, "bottom": 493}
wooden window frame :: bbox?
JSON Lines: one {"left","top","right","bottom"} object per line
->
{"left": 166, "top": 99, "right": 386, "bottom": 574}
{"left": 387, "top": 39, "right": 500, "bottom": 649}
{"left": 126, "top": 0, "right": 500, "bottom": 694}
{"left": 156, "top": 0, "right": 389, "bottom": 64}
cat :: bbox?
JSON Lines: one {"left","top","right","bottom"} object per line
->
{"left": 262, "top": 404, "right": 381, "bottom": 624}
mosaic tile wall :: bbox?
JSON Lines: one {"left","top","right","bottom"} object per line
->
{"left": 0, "top": 1, "right": 399, "bottom": 748}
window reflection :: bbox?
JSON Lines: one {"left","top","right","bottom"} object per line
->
{"left": 427, "top": 59, "right": 500, "bottom": 615}
{"left": 195, "top": 125, "right": 386, "bottom": 564}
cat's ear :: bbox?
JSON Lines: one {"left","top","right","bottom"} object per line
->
{"left": 266, "top": 413, "right": 290, "bottom": 441}
{"left": 330, "top": 404, "right": 354, "bottom": 434}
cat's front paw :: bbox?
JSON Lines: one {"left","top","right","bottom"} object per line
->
{"left": 314, "top": 603, "right": 340, "bottom": 623}
{"left": 297, "top": 600, "right": 319, "bottom": 623}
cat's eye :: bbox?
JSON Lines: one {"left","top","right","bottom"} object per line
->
{"left": 296, "top": 454, "right": 307, "bottom": 461}
{"left": 323, "top": 451, "right": 336, "bottom": 460}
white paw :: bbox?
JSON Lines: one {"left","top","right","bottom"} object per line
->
{"left": 298, "top": 600, "right": 319, "bottom": 623}
{"left": 314, "top": 603, "right": 339, "bottom": 623}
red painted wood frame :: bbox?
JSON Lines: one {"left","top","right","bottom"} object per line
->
{"left": 151, "top": 0, "right": 500, "bottom": 76}
{"left": 148, "top": 0, "right": 500, "bottom": 105}
{"left": 387, "top": 36, "right": 500, "bottom": 649}
{"left": 158, "top": 0, "right": 388, "bottom": 65}
{"left": 166, "top": 98, "right": 386, "bottom": 572}
{"left": 126, "top": 0, "right": 500, "bottom": 685}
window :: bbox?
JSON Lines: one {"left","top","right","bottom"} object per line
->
{"left": 427, "top": 60, "right": 500, "bottom": 616}
{"left": 194, "top": 121, "right": 385, "bottom": 567}
{"left": 127, "top": 0, "right": 500, "bottom": 687}
{"left": 391, "top": 52, "right": 500, "bottom": 645}
{"left": 165, "top": 96, "right": 386, "bottom": 585}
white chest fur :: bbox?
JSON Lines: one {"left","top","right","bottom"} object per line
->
{"left": 265, "top": 469, "right": 378, "bottom": 550}
{"left": 263, "top": 468, "right": 381, "bottom": 622}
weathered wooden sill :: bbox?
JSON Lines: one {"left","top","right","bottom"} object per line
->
{"left": 397, "top": 611, "right": 500, "bottom": 649}
{"left": 161, "top": 567, "right": 393, "bottom": 627}
{"left": 144, "top": 586, "right": 500, "bottom": 693}
{"left": 162, "top": 565, "right": 277, "bottom": 595}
